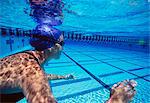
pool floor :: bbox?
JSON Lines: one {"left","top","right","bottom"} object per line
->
{"left": 18, "top": 40, "right": 150, "bottom": 103}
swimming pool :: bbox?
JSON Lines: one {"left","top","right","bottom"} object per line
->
{"left": 0, "top": 0, "right": 149, "bottom": 102}
{"left": 15, "top": 40, "right": 149, "bottom": 103}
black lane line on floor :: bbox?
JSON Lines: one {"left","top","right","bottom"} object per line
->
{"left": 119, "top": 59, "right": 149, "bottom": 67}
{"left": 129, "top": 67, "right": 150, "bottom": 71}
{"left": 67, "top": 45, "right": 148, "bottom": 59}
{"left": 56, "top": 74, "right": 150, "bottom": 101}
{"left": 77, "top": 60, "right": 96, "bottom": 62}
{"left": 66, "top": 47, "right": 150, "bottom": 82}
{"left": 134, "top": 74, "right": 150, "bottom": 80}
{"left": 98, "top": 67, "right": 150, "bottom": 78}
{"left": 80, "top": 53, "right": 150, "bottom": 82}
{"left": 50, "top": 67, "right": 149, "bottom": 88}
{"left": 99, "top": 53, "right": 148, "bottom": 67}
{"left": 63, "top": 52, "right": 111, "bottom": 91}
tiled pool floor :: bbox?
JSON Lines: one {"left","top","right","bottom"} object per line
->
{"left": 18, "top": 40, "right": 150, "bottom": 103}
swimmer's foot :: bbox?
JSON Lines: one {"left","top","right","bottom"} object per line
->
{"left": 107, "top": 79, "right": 137, "bottom": 103}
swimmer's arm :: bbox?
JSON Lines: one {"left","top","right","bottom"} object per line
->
{"left": 20, "top": 66, "right": 56, "bottom": 103}
{"left": 46, "top": 74, "right": 74, "bottom": 80}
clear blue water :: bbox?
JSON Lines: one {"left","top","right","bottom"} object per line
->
{"left": 0, "top": 36, "right": 150, "bottom": 102}
{"left": 0, "top": 0, "right": 149, "bottom": 35}
{"left": 15, "top": 40, "right": 149, "bottom": 103}
{"left": 0, "top": 0, "right": 150, "bottom": 103}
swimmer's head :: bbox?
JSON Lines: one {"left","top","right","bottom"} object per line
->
{"left": 29, "top": 24, "right": 64, "bottom": 51}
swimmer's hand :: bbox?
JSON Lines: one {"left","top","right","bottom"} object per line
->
{"left": 65, "top": 74, "right": 75, "bottom": 79}
{"left": 107, "top": 79, "right": 137, "bottom": 103}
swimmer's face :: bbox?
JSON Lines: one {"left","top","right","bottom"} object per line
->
{"left": 50, "top": 34, "right": 64, "bottom": 59}
{"left": 51, "top": 43, "right": 63, "bottom": 59}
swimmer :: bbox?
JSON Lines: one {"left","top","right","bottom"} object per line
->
{"left": 0, "top": 46, "right": 74, "bottom": 103}
{"left": 0, "top": 27, "right": 136, "bottom": 103}
{"left": 106, "top": 79, "right": 137, "bottom": 103}
{"left": 0, "top": 27, "right": 137, "bottom": 103}
{"left": 0, "top": 30, "right": 75, "bottom": 103}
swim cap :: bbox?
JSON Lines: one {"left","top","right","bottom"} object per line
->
{"left": 29, "top": 24, "right": 62, "bottom": 51}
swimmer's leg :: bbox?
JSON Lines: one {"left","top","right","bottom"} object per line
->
{"left": 20, "top": 66, "right": 56, "bottom": 103}
{"left": 46, "top": 74, "right": 74, "bottom": 80}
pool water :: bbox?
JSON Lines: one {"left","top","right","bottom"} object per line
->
{"left": 0, "top": 0, "right": 149, "bottom": 102}
{"left": 17, "top": 40, "right": 150, "bottom": 103}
